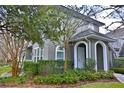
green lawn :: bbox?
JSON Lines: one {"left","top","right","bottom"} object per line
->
{"left": 0, "top": 66, "right": 11, "bottom": 76}
{"left": 80, "top": 82, "right": 124, "bottom": 88}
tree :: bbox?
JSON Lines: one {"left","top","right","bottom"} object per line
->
{"left": 0, "top": 5, "right": 61, "bottom": 77}
{"left": 47, "top": 6, "right": 88, "bottom": 72}
{"left": 78, "top": 5, "right": 124, "bottom": 31}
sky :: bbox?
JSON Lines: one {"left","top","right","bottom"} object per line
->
{"left": 76, "top": 5, "right": 121, "bottom": 34}
{"left": 93, "top": 10, "right": 122, "bottom": 34}
{"left": 98, "top": 18, "right": 121, "bottom": 34}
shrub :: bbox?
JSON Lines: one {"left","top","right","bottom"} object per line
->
{"left": 23, "top": 61, "right": 38, "bottom": 77}
{"left": 0, "top": 76, "right": 27, "bottom": 84}
{"left": 24, "top": 60, "right": 73, "bottom": 76}
{"left": 43, "top": 75, "right": 64, "bottom": 84}
{"left": 113, "top": 58, "right": 124, "bottom": 68}
{"left": 85, "top": 58, "right": 96, "bottom": 71}
{"left": 111, "top": 68, "right": 124, "bottom": 74}
{"left": 0, "top": 77, "right": 16, "bottom": 83}
{"left": 34, "top": 76, "right": 43, "bottom": 84}
{"left": 37, "top": 60, "right": 64, "bottom": 75}
{"left": 33, "top": 70, "right": 114, "bottom": 84}
{"left": 34, "top": 73, "right": 79, "bottom": 84}
{"left": 96, "top": 71, "right": 114, "bottom": 79}
{"left": 15, "top": 76, "right": 27, "bottom": 84}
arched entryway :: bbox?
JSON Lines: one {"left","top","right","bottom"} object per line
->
{"left": 96, "top": 43, "right": 104, "bottom": 71}
{"left": 95, "top": 41, "right": 108, "bottom": 71}
{"left": 74, "top": 41, "right": 88, "bottom": 69}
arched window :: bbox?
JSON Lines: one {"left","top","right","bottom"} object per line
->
{"left": 55, "top": 46, "right": 64, "bottom": 60}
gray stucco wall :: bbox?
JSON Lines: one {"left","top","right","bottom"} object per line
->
{"left": 32, "top": 38, "right": 112, "bottom": 70}
{"left": 47, "top": 42, "right": 56, "bottom": 60}
{"left": 68, "top": 43, "right": 74, "bottom": 61}
{"left": 90, "top": 39, "right": 96, "bottom": 60}
{"left": 89, "top": 39, "right": 111, "bottom": 70}
{"left": 42, "top": 40, "right": 56, "bottom": 60}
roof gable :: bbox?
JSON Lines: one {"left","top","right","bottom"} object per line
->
{"left": 56, "top": 5, "right": 105, "bottom": 27}
{"left": 106, "top": 28, "right": 124, "bottom": 38}
{"left": 71, "top": 29, "right": 116, "bottom": 42}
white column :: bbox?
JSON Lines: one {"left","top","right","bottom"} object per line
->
{"left": 104, "top": 46, "right": 108, "bottom": 71}
{"left": 32, "top": 49, "right": 34, "bottom": 62}
{"left": 74, "top": 45, "right": 77, "bottom": 68}
{"left": 89, "top": 41, "right": 91, "bottom": 58}
{"left": 39, "top": 48, "right": 41, "bottom": 60}
{"left": 36, "top": 49, "right": 38, "bottom": 62}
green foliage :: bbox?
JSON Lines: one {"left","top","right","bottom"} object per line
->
{"left": 0, "top": 66, "right": 11, "bottom": 76}
{"left": 85, "top": 58, "right": 96, "bottom": 71}
{"left": 113, "top": 58, "right": 124, "bottom": 68}
{"left": 34, "top": 76, "right": 43, "bottom": 84}
{"left": 111, "top": 68, "right": 124, "bottom": 74}
{"left": 37, "top": 60, "right": 64, "bottom": 75}
{"left": 24, "top": 60, "right": 73, "bottom": 76}
{"left": 96, "top": 71, "right": 114, "bottom": 79}
{"left": 23, "top": 61, "right": 38, "bottom": 77}
{"left": 0, "top": 6, "right": 63, "bottom": 45}
{"left": 34, "top": 73, "right": 79, "bottom": 84}
{"left": 0, "top": 76, "right": 27, "bottom": 84}
{"left": 33, "top": 70, "right": 114, "bottom": 84}
{"left": 37, "top": 60, "right": 73, "bottom": 75}
{"left": 75, "top": 70, "right": 99, "bottom": 81}
{"left": 15, "top": 76, "right": 27, "bottom": 84}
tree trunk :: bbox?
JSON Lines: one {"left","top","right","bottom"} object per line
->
{"left": 64, "top": 41, "right": 68, "bottom": 72}
{"left": 11, "top": 59, "right": 18, "bottom": 77}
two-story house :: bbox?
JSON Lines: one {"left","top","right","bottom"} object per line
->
{"left": 24, "top": 6, "right": 115, "bottom": 71}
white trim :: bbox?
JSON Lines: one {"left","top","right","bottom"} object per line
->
{"left": 89, "top": 41, "right": 91, "bottom": 58}
{"left": 85, "top": 37, "right": 91, "bottom": 58}
{"left": 74, "top": 41, "right": 88, "bottom": 68}
{"left": 32, "top": 47, "right": 43, "bottom": 62}
{"left": 95, "top": 41, "right": 108, "bottom": 71}
{"left": 55, "top": 46, "right": 65, "bottom": 60}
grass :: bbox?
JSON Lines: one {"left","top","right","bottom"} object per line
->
{"left": 81, "top": 82, "right": 124, "bottom": 88}
{"left": 0, "top": 66, "right": 11, "bottom": 76}
{"left": 80, "top": 82, "right": 124, "bottom": 88}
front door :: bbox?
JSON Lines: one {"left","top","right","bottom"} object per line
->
{"left": 77, "top": 47, "right": 85, "bottom": 69}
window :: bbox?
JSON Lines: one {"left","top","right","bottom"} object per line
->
{"left": 33, "top": 47, "right": 43, "bottom": 62}
{"left": 25, "top": 46, "right": 32, "bottom": 60}
{"left": 56, "top": 46, "right": 64, "bottom": 60}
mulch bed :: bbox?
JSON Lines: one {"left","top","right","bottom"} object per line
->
{"left": 0, "top": 79, "right": 118, "bottom": 88}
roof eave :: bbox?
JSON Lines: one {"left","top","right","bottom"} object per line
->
{"left": 57, "top": 5, "right": 105, "bottom": 27}
{"left": 69, "top": 34, "right": 116, "bottom": 42}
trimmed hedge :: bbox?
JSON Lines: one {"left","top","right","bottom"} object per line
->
{"left": 111, "top": 68, "right": 124, "bottom": 74}
{"left": 113, "top": 58, "right": 124, "bottom": 68}
{"left": 23, "top": 60, "right": 73, "bottom": 76}
{"left": 23, "top": 61, "right": 38, "bottom": 76}
{"left": 37, "top": 60, "right": 63, "bottom": 75}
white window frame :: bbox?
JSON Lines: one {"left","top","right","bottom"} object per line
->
{"left": 55, "top": 46, "right": 65, "bottom": 60}
{"left": 33, "top": 47, "right": 43, "bottom": 62}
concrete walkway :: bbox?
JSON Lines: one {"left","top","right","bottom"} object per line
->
{"left": 0, "top": 72, "right": 24, "bottom": 78}
{"left": 0, "top": 72, "right": 12, "bottom": 78}
{"left": 114, "top": 73, "right": 124, "bottom": 83}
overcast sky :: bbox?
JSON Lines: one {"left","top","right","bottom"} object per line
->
{"left": 98, "top": 18, "right": 121, "bottom": 34}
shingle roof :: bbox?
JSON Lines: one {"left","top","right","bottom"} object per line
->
{"left": 71, "top": 29, "right": 115, "bottom": 42}
{"left": 56, "top": 5, "right": 105, "bottom": 27}
{"left": 106, "top": 28, "right": 124, "bottom": 39}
